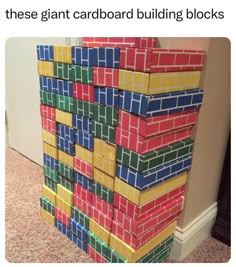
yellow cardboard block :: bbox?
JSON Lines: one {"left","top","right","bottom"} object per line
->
{"left": 58, "top": 150, "right": 74, "bottom": 168}
{"left": 56, "top": 195, "right": 71, "bottom": 217}
{"left": 40, "top": 208, "right": 54, "bottom": 225}
{"left": 110, "top": 221, "right": 176, "bottom": 262}
{"left": 38, "top": 61, "right": 54, "bottom": 77}
{"left": 57, "top": 184, "right": 73, "bottom": 205}
{"left": 53, "top": 45, "right": 72, "bottom": 64}
{"left": 42, "top": 129, "right": 56, "bottom": 147}
{"left": 75, "top": 144, "right": 93, "bottom": 165}
{"left": 94, "top": 152, "right": 116, "bottom": 177}
{"left": 55, "top": 108, "right": 72, "bottom": 127}
{"left": 94, "top": 138, "right": 116, "bottom": 161}
{"left": 89, "top": 219, "right": 110, "bottom": 244}
{"left": 43, "top": 142, "right": 57, "bottom": 159}
{"left": 93, "top": 168, "right": 114, "bottom": 191}
{"left": 42, "top": 184, "right": 56, "bottom": 204}
{"left": 114, "top": 172, "right": 187, "bottom": 206}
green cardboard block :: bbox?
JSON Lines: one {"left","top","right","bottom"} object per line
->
{"left": 74, "top": 99, "right": 94, "bottom": 119}
{"left": 57, "top": 174, "right": 73, "bottom": 192}
{"left": 40, "top": 90, "right": 56, "bottom": 107}
{"left": 92, "top": 181, "right": 113, "bottom": 204}
{"left": 58, "top": 161, "right": 74, "bottom": 181}
{"left": 54, "top": 62, "right": 70, "bottom": 80}
{"left": 44, "top": 165, "right": 57, "bottom": 182}
{"left": 40, "top": 195, "right": 55, "bottom": 215}
{"left": 92, "top": 120, "right": 115, "bottom": 144}
{"left": 93, "top": 104, "right": 118, "bottom": 126}
{"left": 69, "top": 65, "right": 93, "bottom": 84}
{"left": 56, "top": 95, "right": 74, "bottom": 112}
{"left": 71, "top": 206, "right": 89, "bottom": 229}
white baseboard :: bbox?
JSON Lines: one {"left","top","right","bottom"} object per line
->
{"left": 170, "top": 202, "right": 218, "bottom": 261}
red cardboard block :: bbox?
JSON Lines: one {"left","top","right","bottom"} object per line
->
{"left": 54, "top": 206, "right": 70, "bottom": 227}
{"left": 74, "top": 183, "right": 92, "bottom": 204}
{"left": 118, "top": 109, "right": 198, "bottom": 138}
{"left": 93, "top": 67, "right": 118, "bottom": 88}
{"left": 90, "top": 206, "right": 113, "bottom": 232}
{"left": 115, "top": 126, "right": 192, "bottom": 154}
{"left": 73, "top": 82, "right": 94, "bottom": 102}
{"left": 92, "top": 193, "right": 113, "bottom": 219}
{"left": 74, "top": 156, "right": 93, "bottom": 178}
{"left": 119, "top": 47, "right": 205, "bottom": 73}
{"left": 40, "top": 104, "right": 56, "bottom": 120}
{"left": 113, "top": 184, "right": 185, "bottom": 221}
{"left": 41, "top": 117, "right": 56, "bottom": 134}
{"left": 87, "top": 244, "right": 106, "bottom": 263}
{"left": 73, "top": 194, "right": 91, "bottom": 217}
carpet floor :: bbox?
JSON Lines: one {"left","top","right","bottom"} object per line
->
{"left": 5, "top": 148, "right": 231, "bottom": 263}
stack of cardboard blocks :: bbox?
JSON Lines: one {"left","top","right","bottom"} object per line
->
{"left": 38, "top": 37, "right": 205, "bottom": 263}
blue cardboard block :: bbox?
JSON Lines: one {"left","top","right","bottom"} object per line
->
{"left": 69, "top": 218, "right": 87, "bottom": 242}
{"left": 72, "top": 113, "right": 93, "bottom": 133}
{"left": 57, "top": 136, "right": 75, "bottom": 156}
{"left": 43, "top": 153, "right": 58, "bottom": 170}
{"left": 75, "top": 129, "right": 94, "bottom": 151}
{"left": 72, "top": 46, "right": 94, "bottom": 66}
{"left": 116, "top": 154, "right": 192, "bottom": 191}
{"left": 74, "top": 171, "right": 93, "bottom": 191}
{"left": 71, "top": 232, "right": 87, "bottom": 252}
{"left": 37, "top": 45, "right": 53, "bottom": 61}
{"left": 39, "top": 76, "right": 56, "bottom": 93}
{"left": 93, "top": 47, "right": 120, "bottom": 68}
{"left": 119, "top": 88, "right": 204, "bottom": 117}
{"left": 55, "top": 79, "right": 73, "bottom": 97}
{"left": 94, "top": 86, "right": 119, "bottom": 107}
{"left": 56, "top": 123, "right": 75, "bottom": 142}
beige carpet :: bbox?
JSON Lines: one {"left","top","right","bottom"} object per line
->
{"left": 5, "top": 148, "right": 230, "bottom": 263}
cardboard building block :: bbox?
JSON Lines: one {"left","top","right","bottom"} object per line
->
{"left": 94, "top": 138, "right": 116, "bottom": 160}
{"left": 119, "top": 47, "right": 205, "bottom": 73}
{"left": 74, "top": 156, "right": 93, "bottom": 178}
{"left": 113, "top": 184, "right": 185, "bottom": 221}
{"left": 57, "top": 174, "right": 73, "bottom": 192}
{"left": 109, "top": 221, "right": 176, "bottom": 262}
{"left": 40, "top": 195, "right": 55, "bottom": 215}
{"left": 112, "top": 214, "right": 177, "bottom": 250}
{"left": 75, "top": 144, "right": 93, "bottom": 165}
{"left": 74, "top": 183, "right": 92, "bottom": 204}
{"left": 73, "top": 82, "right": 94, "bottom": 102}
{"left": 74, "top": 99, "right": 95, "bottom": 119}
{"left": 93, "top": 67, "right": 118, "bottom": 87}
{"left": 93, "top": 104, "right": 118, "bottom": 126}
{"left": 57, "top": 183, "right": 73, "bottom": 205}
{"left": 53, "top": 45, "right": 72, "bottom": 64}
{"left": 94, "top": 86, "right": 119, "bottom": 107}
{"left": 42, "top": 129, "right": 57, "bottom": 147}
{"left": 43, "top": 153, "right": 58, "bottom": 171}
{"left": 55, "top": 108, "right": 72, "bottom": 127}
{"left": 90, "top": 206, "right": 113, "bottom": 232}
{"left": 92, "top": 194, "right": 113, "bottom": 219}
{"left": 93, "top": 168, "right": 114, "bottom": 191}
{"left": 118, "top": 109, "right": 198, "bottom": 138}
{"left": 43, "top": 142, "right": 57, "bottom": 159}
{"left": 69, "top": 65, "right": 93, "bottom": 84}
{"left": 56, "top": 195, "right": 71, "bottom": 217}
{"left": 118, "top": 69, "right": 201, "bottom": 95}
{"left": 75, "top": 129, "right": 94, "bottom": 151}
{"left": 58, "top": 149, "right": 74, "bottom": 168}
{"left": 37, "top": 45, "right": 53, "bottom": 61}
{"left": 73, "top": 194, "right": 91, "bottom": 217}
{"left": 40, "top": 104, "right": 56, "bottom": 120}
{"left": 106, "top": 246, "right": 128, "bottom": 263}
{"left": 92, "top": 180, "right": 113, "bottom": 204}
{"left": 74, "top": 171, "right": 93, "bottom": 191}
{"left": 116, "top": 154, "right": 192, "bottom": 190}
{"left": 89, "top": 219, "right": 110, "bottom": 244}
{"left": 38, "top": 61, "right": 54, "bottom": 77}
{"left": 40, "top": 207, "right": 54, "bottom": 225}
{"left": 56, "top": 94, "right": 74, "bottom": 112}
{"left": 69, "top": 218, "right": 87, "bottom": 241}
{"left": 115, "top": 125, "right": 192, "bottom": 154}
{"left": 43, "top": 165, "right": 57, "bottom": 183}
{"left": 41, "top": 117, "right": 56, "bottom": 134}
{"left": 87, "top": 244, "right": 106, "bottom": 263}
{"left": 116, "top": 138, "right": 193, "bottom": 173}
{"left": 56, "top": 123, "right": 75, "bottom": 143}
{"left": 53, "top": 62, "right": 70, "bottom": 80}
{"left": 39, "top": 76, "right": 56, "bottom": 93}
{"left": 54, "top": 206, "right": 70, "bottom": 227}
{"left": 93, "top": 47, "right": 120, "bottom": 68}
{"left": 92, "top": 120, "right": 115, "bottom": 144}
{"left": 40, "top": 90, "right": 56, "bottom": 107}
{"left": 72, "top": 113, "right": 93, "bottom": 133}
{"left": 57, "top": 136, "right": 75, "bottom": 155}
{"left": 119, "top": 88, "right": 204, "bottom": 117}
{"left": 72, "top": 46, "right": 94, "bottom": 66}
{"left": 114, "top": 171, "right": 187, "bottom": 206}
{"left": 55, "top": 78, "right": 73, "bottom": 97}
{"left": 58, "top": 161, "right": 74, "bottom": 181}
{"left": 44, "top": 176, "right": 57, "bottom": 192}
{"left": 94, "top": 152, "right": 116, "bottom": 177}
{"left": 87, "top": 231, "right": 109, "bottom": 260}
{"left": 82, "top": 37, "right": 156, "bottom": 48}
{"left": 71, "top": 205, "right": 89, "bottom": 229}
{"left": 42, "top": 184, "right": 56, "bottom": 204}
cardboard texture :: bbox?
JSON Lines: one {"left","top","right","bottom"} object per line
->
{"left": 43, "top": 153, "right": 58, "bottom": 171}
{"left": 38, "top": 61, "right": 54, "bottom": 77}
{"left": 57, "top": 136, "right": 75, "bottom": 155}
{"left": 71, "top": 205, "right": 89, "bottom": 229}
{"left": 40, "top": 208, "right": 54, "bottom": 225}
{"left": 92, "top": 120, "right": 115, "bottom": 144}
{"left": 93, "top": 47, "right": 120, "bottom": 68}
{"left": 40, "top": 90, "right": 56, "bottom": 107}
{"left": 39, "top": 76, "right": 56, "bottom": 93}
{"left": 42, "top": 129, "right": 57, "bottom": 147}
{"left": 93, "top": 104, "right": 118, "bottom": 126}
{"left": 93, "top": 168, "right": 114, "bottom": 191}
{"left": 74, "top": 156, "right": 93, "bottom": 178}
{"left": 57, "top": 174, "right": 74, "bottom": 192}
{"left": 75, "top": 129, "right": 94, "bottom": 151}
{"left": 90, "top": 206, "right": 113, "bottom": 232}
{"left": 56, "top": 195, "right": 71, "bottom": 217}
{"left": 94, "top": 86, "right": 119, "bottom": 107}
{"left": 94, "top": 138, "right": 116, "bottom": 160}
{"left": 40, "top": 196, "right": 55, "bottom": 215}
{"left": 74, "top": 99, "right": 94, "bottom": 119}
{"left": 54, "top": 206, "right": 70, "bottom": 227}
{"left": 119, "top": 88, "right": 204, "bottom": 117}
{"left": 55, "top": 78, "right": 73, "bottom": 97}
{"left": 53, "top": 45, "right": 72, "bottom": 64}
{"left": 119, "top": 47, "right": 205, "bottom": 73}
{"left": 93, "top": 67, "right": 118, "bottom": 87}
{"left": 74, "top": 171, "right": 93, "bottom": 191}
{"left": 40, "top": 104, "right": 56, "bottom": 120}
{"left": 41, "top": 117, "right": 56, "bottom": 134}
{"left": 92, "top": 194, "right": 113, "bottom": 219}
{"left": 73, "top": 194, "right": 91, "bottom": 217}
{"left": 58, "top": 149, "right": 74, "bottom": 168}
{"left": 37, "top": 45, "right": 54, "bottom": 61}
{"left": 44, "top": 176, "right": 57, "bottom": 192}
{"left": 55, "top": 108, "right": 72, "bottom": 127}
{"left": 57, "top": 184, "right": 73, "bottom": 205}
{"left": 89, "top": 219, "right": 110, "bottom": 244}
{"left": 43, "top": 142, "right": 57, "bottom": 159}
{"left": 72, "top": 46, "right": 94, "bottom": 66}
{"left": 72, "top": 113, "right": 93, "bottom": 133}
{"left": 93, "top": 152, "right": 116, "bottom": 177}
{"left": 73, "top": 82, "right": 94, "bottom": 102}
{"left": 75, "top": 144, "right": 93, "bottom": 165}
{"left": 118, "top": 69, "right": 201, "bottom": 95}
{"left": 69, "top": 218, "right": 87, "bottom": 241}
